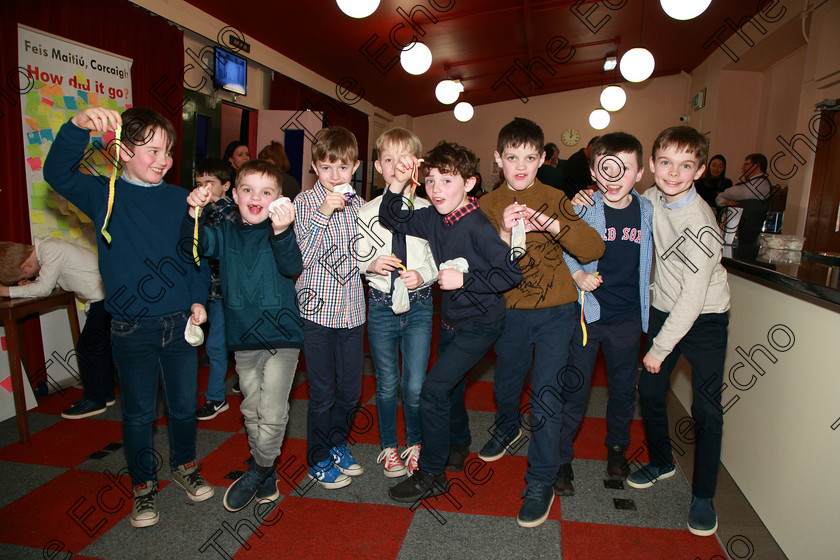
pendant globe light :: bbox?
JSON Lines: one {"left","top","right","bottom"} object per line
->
{"left": 600, "top": 85, "right": 626, "bottom": 112}
{"left": 589, "top": 108, "right": 610, "bottom": 130}
{"left": 435, "top": 80, "right": 464, "bottom": 105}
{"left": 400, "top": 42, "right": 433, "bottom": 75}
{"left": 336, "top": 0, "right": 380, "bottom": 19}
{"left": 619, "top": 0, "right": 655, "bottom": 83}
{"left": 454, "top": 102, "right": 474, "bottom": 122}
{"left": 660, "top": 0, "right": 712, "bottom": 20}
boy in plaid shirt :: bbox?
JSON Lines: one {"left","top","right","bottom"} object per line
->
{"left": 294, "top": 127, "right": 366, "bottom": 489}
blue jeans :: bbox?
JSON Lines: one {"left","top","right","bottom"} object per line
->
{"left": 204, "top": 299, "right": 229, "bottom": 402}
{"left": 493, "top": 304, "right": 576, "bottom": 485}
{"left": 110, "top": 311, "right": 198, "bottom": 485}
{"left": 418, "top": 319, "right": 504, "bottom": 476}
{"left": 302, "top": 319, "right": 364, "bottom": 466}
{"left": 639, "top": 307, "right": 728, "bottom": 499}
{"left": 78, "top": 300, "right": 115, "bottom": 405}
{"left": 367, "top": 296, "right": 433, "bottom": 448}
{"left": 559, "top": 313, "right": 642, "bottom": 464}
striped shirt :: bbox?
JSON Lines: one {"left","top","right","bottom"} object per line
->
{"left": 294, "top": 181, "right": 366, "bottom": 328}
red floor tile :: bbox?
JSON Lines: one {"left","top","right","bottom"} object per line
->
{"left": 199, "top": 432, "right": 253, "bottom": 487}
{"left": 0, "top": 418, "right": 123, "bottom": 468}
{"left": 561, "top": 520, "right": 726, "bottom": 560}
{"left": 192, "top": 395, "right": 245, "bottom": 432}
{"left": 0, "top": 469, "right": 134, "bottom": 551}
{"left": 236, "top": 496, "right": 413, "bottom": 560}
{"left": 570, "top": 417, "right": 649, "bottom": 464}
{"left": 344, "top": 404, "right": 404, "bottom": 446}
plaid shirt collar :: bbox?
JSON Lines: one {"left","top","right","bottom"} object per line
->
{"left": 443, "top": 197, "right": 479, "bottom": 226}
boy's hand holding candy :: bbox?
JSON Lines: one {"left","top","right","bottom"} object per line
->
{"left": 186, "top": 186, "right": 212, "bottom": 217}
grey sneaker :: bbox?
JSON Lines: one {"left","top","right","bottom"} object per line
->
{"left": 131, "top": 481, "right": 159, "bottom": 528}
{"left": 171, "top": 461, "right": 214, "bottom": 502}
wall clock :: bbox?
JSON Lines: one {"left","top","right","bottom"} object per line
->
{"left": 561, "top": 128, "right": 580, "bottom": 147}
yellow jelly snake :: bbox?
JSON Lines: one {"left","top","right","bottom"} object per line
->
{"left": 391, "top": 253, "right": 407, "bottom": 271}
{"left": 100, "top": 125, "right": 122, "bottom": 243}
{"left": 580, "top": 272, "right": 600, "bottom": 346}
{"left": 408, "top": 158, "right": 424, "bottom": 205}
{"left": 193, "top": 186, "right": 209, "bottom": 266}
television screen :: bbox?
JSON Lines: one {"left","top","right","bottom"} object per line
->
{"left": 214, "top": 47, "right": 247, "bottom": 95}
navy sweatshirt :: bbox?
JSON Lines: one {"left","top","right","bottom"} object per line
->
{"left": 378, "top": 190, "right": 521, "bottom": 329}
{"left": 183, "top": 215, "right": 304, "bottom": 351}
{"left": 44, "top": 122, "right": 208, "bottom": 323}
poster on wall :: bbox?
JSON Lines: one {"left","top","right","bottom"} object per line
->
{"left": 9, "top": 25, "right": 133, "bottom": 402}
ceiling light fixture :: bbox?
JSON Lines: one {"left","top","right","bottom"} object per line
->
{"left": 400, "top": 42, "right": 433, "bottom": 75}
{"left": 619, "top": 0, "right": 655, "bottom": 83}
{"left": 336, "top": 0, "right": 380, "bottom": 19}
{"left": 435, "top": 79, "right": 464, "bottom": 105}
{"left": 600, "top": 85, "right": 627, "bottom": 111}
{"left": 603, "top": 57, "right": 617, "bottom": 71}
{"left": 589, "top": 108, "right": 610, "bottom": 130}
{"left": 454, "top": 101, "right": 474, "bottom": 122}
{"left": 660, "top": 0, "right": 712, "bottom": 20}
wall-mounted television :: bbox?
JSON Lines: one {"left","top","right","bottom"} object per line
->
{"left": 214, "top": 47, "right": 247, "bottom": 95}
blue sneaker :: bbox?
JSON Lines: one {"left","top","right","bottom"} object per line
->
{"left": 256, "top": 470, "right": 279, "bottom": 503}
{"left": 330, "top": 444, "right": 364, "bottom": 476}
{"left": 309, "top": 458, "right": 351, "bottom": 489}
{"left": 517, "top": 483, "right": 555, "bottom": 528}
{"left": 223, "top": 463, "right": 265, "bottom": 512}
{"left": 688, "top": 497, "right": 718, "bottom": 536}
{"left": 626, "top": 463, "right": 676, "bottom": 489}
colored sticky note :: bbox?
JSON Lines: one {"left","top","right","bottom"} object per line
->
{"left": 26, "top": 91, "right": 39, "bottom": 106}
{"left": 26, "top": 131, "right": 41, "bottom": 144}
{"left": 44, "top": 213, "right": 58, "bottom": 228}
{"left": 49, "top": 118, "right": 64, "bottom": 131}
{"left": 25, "top": 117, "right": 40, "bottom": 131}
{"left": 50, "top": 231, "right": 64, "bottom": 239}
{"left": 37, "top": 103, "right": 52, "bottom": 116}
{"left": 56, "top": 217, "right": 69, "bottom": 230}
{"left": 39, "top": 129, "right": 54, "bottom": 142}
{"left": 26, "top": 144, "right": 42, "bottom": 159}
{"left": 77, "top": 90, "right": 88, "bottom": 103}
{"left": 0, "top": 377, "right": 12, "bottom": 393}
{"left": 75, "top": 72, "right": 87, "bottom": 83}
{"left": 31, "top": 210, "right": 46, "bottom": 224}
{"left": 31, "top": 197, "right": 47, "bottom": 210}
{"left": 41, "top": 96, "right": 54, "bottom": 107}
{"left": 32, "top": 181, "right": 50, "bottom": 196}
{"left": 70, "top": 226, "right": 83, "bottom": 239}
{"left": 41, "top": 84, "right": 62, "bottom": 96}
{"left": 45, "top": 197, "right": 58, "bottom": 209}
{"left": 88, "top": 93, "right": 98, "bottom": 106}
{"left": 64, "top": 96, "right": 77, "bottom": 110}
{"left": 52, "top": 95, "right": 65, "bottom": 108}
{"left": 26, "top": 157, "right": 42, "bottom": 171}
{"left": 25, "top": 102, "right": 39, "bottom": 116}
{"left": 36, "top": 115, "right": 50, "bottom": 129}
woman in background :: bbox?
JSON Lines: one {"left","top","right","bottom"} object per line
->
{"left": 258, "top": 141, "right": 302, "bottom": 200}
{"left": 696, "top": 154, "right": 733, "bottom": 210}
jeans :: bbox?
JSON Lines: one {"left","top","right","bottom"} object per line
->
{"left": 367, "top": 296, "right": 433, "bottom": 448}
{"left": 492, "top": 304, "right": 576, "bottom": 484}
{"left": 639, "top": 307, "right": 728, "bottom": 499}
{"left": 236, "top": 347, "right": 300, "bottom": 467}
{"left": 559, "top": 314, "right": 642, "bottom": 464}
{"left": 78, "top": 300, "right": 115, "bottom": 405}
{"left": 204, "top": 299, "right": 229, "bottom": 402}
{"left": 110, "top": 311, "right": 198, "bottom": 485}
{"left": 302, "top": 319, "right": 364, "bottom": 466}
{"left": 418, "top": 319, "right": 504, "bottom": 476}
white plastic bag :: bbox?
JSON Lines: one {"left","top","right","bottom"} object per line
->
{"left": 391, "top": 277, "right": 410, "bottom": 314}
{"left": 268, "top": 196, "right": 292, "bottom": 218}
{"left": 511, "top": 217, "right": 527, "bottom": 256}
{"left": 439, "top": 257, "right": 469, "bottom": 273}
{"left": 184, "top": 319, "right": 204, "bottom": 347}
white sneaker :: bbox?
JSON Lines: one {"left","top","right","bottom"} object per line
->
{"left": 377, "top": 447, "right": 408, "bottom": 478}
{"left": 400, "top": 444, "right": 421, "bottom": 475}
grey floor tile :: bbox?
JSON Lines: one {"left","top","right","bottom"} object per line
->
{"left": 0, "top": 461, "right": 67, "bottom": 508}
{"left": 0, "top": 412, "right": 62, "bottom": 449}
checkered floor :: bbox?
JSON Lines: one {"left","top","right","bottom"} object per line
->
{"left": 0, "top": 331, "right": 737, "bottom": 559}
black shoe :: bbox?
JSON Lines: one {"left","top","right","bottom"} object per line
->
{"left": 231, "top": 381, "right": 241, "bottom": 394}
{"left": 197, "top": 399, "right": 229, "bottom": 420}
{"left": 446, "top": 444, "right": 471, "bottom": 471}
{"left": 388, "top": 471, "right": 450, "bottom": 503}
{"left": 606, "top": 444, "right": 630, "bottom": 480}
{"left": 553, "top": 463, "right": 575, "bottom": 496}
{"left": 224, "top": 463, "right": 268, "bottom": 512}
{"left": 61, "top": 398, "right": 107, "bottom": 419}
{"left": 688, "top": 497, "right": 718, "bottom": 536}
{"left": 477, "top": 427, "right": 523, "bottom": 462}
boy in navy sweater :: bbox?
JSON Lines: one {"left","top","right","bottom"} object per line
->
{"left": 382, "top": 141, "right": 521, "bottom": 502}
{"left": 185, "top": 159, "right": 303, "bottom": 513}
{"left": 44, "top": 107, "right": 212, "bottom": 529}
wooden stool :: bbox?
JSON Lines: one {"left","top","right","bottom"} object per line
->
{"left": 0, "top": 290, "right": 81, "bottom": 443}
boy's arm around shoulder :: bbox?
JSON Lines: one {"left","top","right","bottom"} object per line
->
{"left": 463, "top": 222, "right": 521, "bottom": 294}
{"left": 271, "top": 227, "right": 303, "bottom": 278}
{"left": 551, "top": 195, "right": 604, "bottom": 264}
{"left": 43, "top": 121, "right": 106, "bottom": 221}
{"left": 378, "top": 190, "right": 431, "bottom": 240}
{"left": 562, "top": 203, "right": 598, "bottom": 277}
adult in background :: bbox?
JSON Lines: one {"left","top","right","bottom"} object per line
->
{"left": 223, "top": 141, "right": 251, "bottom": 184}
{"left": 536, "top": 142, "right": 563, "bottom": 190}
{"left": 716, "top": 153, "right": 772, "bottom": 206}
{"left": 258, "top": 141, "right": 302, "bottom": 200}
{"left": 560, "top": 137, "right": 598, "bottom": 200}
{"left": 696, "top": 154, "right": 733, "bottom": 210}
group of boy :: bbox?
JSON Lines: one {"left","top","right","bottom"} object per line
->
{"left": 4, "top": 102, "right": 729, "bottom": 538}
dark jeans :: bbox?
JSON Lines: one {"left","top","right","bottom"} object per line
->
{"left": 110, "top": 311, "right": 198, "bottom": 485}
{"left": 492, "top": 304, "right": 575, "bottom": 484}
{"left": 418, "top": 319, "right": 504, "bottom": 476}
{"left": 559, "top": 313, "right": 642, "bottom": 464}
{"left": 302, "top": 319, "right": 364, "bottom": 466}
{"left": 639, "top": 307, "right": 728, "bottom": 499}
{"left": 78, "top": 300, "right": 115, "bottom": 405}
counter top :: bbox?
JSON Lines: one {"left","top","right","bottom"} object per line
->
{"left": 722, "top": 246, "right": 840, "bottom": 309}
